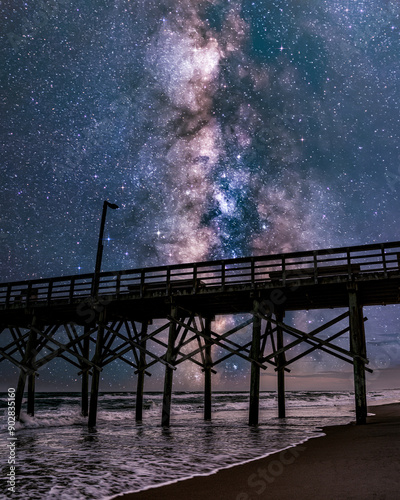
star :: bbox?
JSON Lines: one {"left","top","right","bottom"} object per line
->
{"left": 1, "top": 0, "right": 399, "bottom": 393}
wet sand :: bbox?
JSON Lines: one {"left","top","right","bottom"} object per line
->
{"left": 112, "top": 403, "right": 400, "bottom": 500}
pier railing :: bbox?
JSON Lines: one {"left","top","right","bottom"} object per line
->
{"left": 1, "top": 241, "right": 400, "bottom": 308}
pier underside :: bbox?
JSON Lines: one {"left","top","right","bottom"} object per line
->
{"left": 1, "top": 241, "right": 399, "bottom": 427}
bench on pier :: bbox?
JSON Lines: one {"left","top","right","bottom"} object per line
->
{"left": 127, "top": 279, "right": 206, "bottom": 295}
{"left": 269, "top": 264, "right": 361, "bottom": 284}
{"left": 13, "top": 288, "right": 40, "bottom": 303}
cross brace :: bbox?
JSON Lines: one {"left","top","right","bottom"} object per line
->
{"left": 259, "top": 311, "right": 372, "bottom": 372}
{"left": 168, "top": 315, "right": 268, "bottom": 370}
{"left": 33, "top": 325, "right": 101, "bottom": 372}
{"left": 100, "top": 323, "right": 176, "bottom": 371}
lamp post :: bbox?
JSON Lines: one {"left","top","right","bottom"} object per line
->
{"left": 91, "top": 200, "right": 119, "bottom": 298}
{"left": 88, "top": 200, "right": 118, "bottom": 427}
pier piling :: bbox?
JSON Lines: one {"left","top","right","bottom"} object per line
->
{"left": 88, "top": 313, "right": 105, "bottom": 428}
{"left": 249, "top": 302, "right": 261, "bottom": 426}
{"left": 15, "top": 370, "right": 27, "bottom": 422}
{"left": 204, "top": 317, "right": 213, "bottom": 421}
{"left": 135, "top": 321, "right": 148, "bottom": 422}
{"left": 162, "top": 305, "right": 177, "bottom": 427}
{"left": 81, "top": 327, "right": 90, "bottom": 417}
{"left": 276, "top": 310, "right": 286, "bottom": 419}
{"left": 27, "top": 372, "right": 36, "bottom": 416}
{"left": 15, "top": 317, "right": 38, "bottom": 420}
{"left": 348, "top": 285, "right": 367, "bottom": 424}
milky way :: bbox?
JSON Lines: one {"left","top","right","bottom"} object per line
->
{"left": 1, "top": 0, "right": 400, "bottom": 277}
{"left": 1, "top": 1, "right": 400, "bottom": 388}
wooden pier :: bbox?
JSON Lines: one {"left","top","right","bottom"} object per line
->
{"left": 1, "top": 241, "right": 400, "bottom": 427}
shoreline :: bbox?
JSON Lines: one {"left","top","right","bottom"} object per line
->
{"left": 111, "top": 402, "right": 400, "bottom": 500}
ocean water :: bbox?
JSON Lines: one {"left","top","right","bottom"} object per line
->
{"left": 1, "top": 389, "right": 399, "bottom": 499}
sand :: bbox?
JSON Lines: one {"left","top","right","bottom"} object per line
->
{"left": 112, "top": 403, "right": 400, "bottom": 500}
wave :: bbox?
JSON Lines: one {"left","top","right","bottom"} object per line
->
{"left": 6, "top": 389, "right": 400, "bottom": 499}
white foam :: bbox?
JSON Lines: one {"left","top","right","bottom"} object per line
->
{"left": 17, "top": 410, "right": 87, "bottom": 429}
{"left": 105, "top": 431, "right": 327, "bottom": 500}
{"left": 9, "top": 389, "right": 400, "bottom": 500}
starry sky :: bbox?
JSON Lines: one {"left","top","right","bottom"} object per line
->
{"left": 1, "top": 0, "right": 400, "bottom": 392}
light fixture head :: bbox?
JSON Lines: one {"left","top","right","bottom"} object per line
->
{"left": 105, "top": 201, "right": 119, "bottom": 209}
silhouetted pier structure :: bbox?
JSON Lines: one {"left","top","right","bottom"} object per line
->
{"left": 1, "top": 241, "right": 400, "bottom": 427}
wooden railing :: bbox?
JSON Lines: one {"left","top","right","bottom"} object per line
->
{"left": 1, "top": 241, "right": 400, "bottom": 308}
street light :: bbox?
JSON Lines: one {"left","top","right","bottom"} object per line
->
{"left": 91, "top": 200, "right": 119, "bottom": 298}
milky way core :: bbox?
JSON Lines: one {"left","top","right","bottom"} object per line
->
{"left": 2, "top": 0, "right": 400, "bottom": 277}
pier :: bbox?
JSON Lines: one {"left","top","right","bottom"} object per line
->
{"left": 1, "top": 241, "right": 400, "bottom": 426}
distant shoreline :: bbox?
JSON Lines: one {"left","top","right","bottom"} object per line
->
{"left": 111, "top": 402, "right": 400, "bottom": 500}
{"left": 2, "top": 388, "right": 400, "bottom": 394}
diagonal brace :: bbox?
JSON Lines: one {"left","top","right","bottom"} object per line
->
{"left": 101, "top": 324, "right": 176, "bottom": 371}
{"left": 34, "top": 326, "right": 101, "bottom": 371}
{"left": 168, "top": 316, "right": 268, "bottom": 370}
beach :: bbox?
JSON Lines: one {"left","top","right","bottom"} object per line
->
{"left": 113, "top": 403, "right": 400, "bottom": 500}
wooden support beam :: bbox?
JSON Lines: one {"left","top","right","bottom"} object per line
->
{"left": 249, "top": 302, "right": 261, "bottom": 426}
{"left": 162, "top": 304, "right": 178, "bottom": 427}
{"left": 140, "top": 318, "right": 213, "bottom": 374}
{"left": 174, "top": 314, "right": 194, "bottom": 352}
{"left": 15, "top": 316, "right": 38, "bottom": 421}
{"left": 100, "top": 343, "right": 140, "bottom": 370}
{"left": 27, "top": 372, "right": 36, "bottom": 416}
{"left": 262, "top": 312, "right": 368, "bottom": 365}
{"left": 27, "top": 324, "right": 44, "bottom": 418}
{"left": 81, "top": 326, "right": 90, "bottom": 417}
{"left": 143, "top": 315, "right": 251, "bottom": 371}
{"left": 168, "top": 316, "right": 267, "bottom": 370}
{"left": 204, "top": 317, "right": 213, "bottom": 421}
{"left": 260, "top": 321, "right": 274, "bottom": 360}
{"left": 91, "top": 321, "right": 144, "bottom": 371}
{"left": 136, "top": 321, "right": 148, "bottom": 422}
{"left": 88, "top": 313, "right": 105, "bottom": 428}
{"left": 41, "top": 343, "right": 87, "bottom": 371}
{"left": 15, "top": 369, "right": 27, "bottom": 422}
{"left": 102, "top": 320, "right": 120, "bottom": 357}
{"left": 9, "top": 327, "right": 26, "bottom": 358}
{"left": 276, "top": 310, "right": 286, "bottom": 419}
{"left": 34, "top": 326, "right": 100, "bottom": 371}
{"left": 34, "top": 324, "right": 59, "bottom": 356}
{"left": 99, "top": 323, "right": 176, "bottom": 371}
{"left": 0, "top": 347, "right": 32, "bottom": 373}
{"left": 65, "top": 323, "right": 84, "bottom": 360}
{"left": 262, "top": 313, "right": 340, "bottom": 363}
{"left": 135, "top": 321, "right": 171, "bottom": 345}
{"left": 173, "top": 317, "right": 248, "bottom": 369}
{"left": 0, "top": 330, "right": 31, "bottom": 364}
{"left": 348, "top": 285, "right": 367, "bottom": 425}
{"left": 100, "top": 342, "right": 150, "bottom": 373}
{"left": 282, "top": 326, "right": 349, "bottom": 368}
{"left": 211, "top": 332, "right": 290, "bottom": 372}
{"left": 125, "top": 321, "right": 141, "bottom": 367}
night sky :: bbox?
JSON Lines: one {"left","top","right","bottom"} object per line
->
{"left": 1, "top": 0, "right": 400, "bottom": 391}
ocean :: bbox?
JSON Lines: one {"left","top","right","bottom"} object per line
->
{"left": 1, "top": 389, "right": 400, "bottom": 499}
